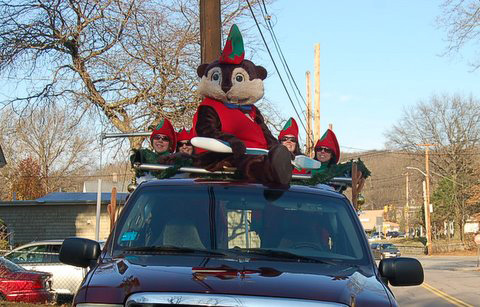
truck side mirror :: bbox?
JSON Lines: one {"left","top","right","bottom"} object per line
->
{"left": 60, "top": 237, "right": 101, "bottom": 268}
{"left": 379, "top": 257, "right": 424, "bottom": 286}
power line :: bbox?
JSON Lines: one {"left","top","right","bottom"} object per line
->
{"left": 245, "top": 0, "right": 308, "bottom": 136}
{"left": 258, "top": 1, "right": 306, "bottom": 116}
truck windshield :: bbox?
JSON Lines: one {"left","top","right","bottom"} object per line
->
{"left": 114, "top": 185, "right": 367, "bottom": 263}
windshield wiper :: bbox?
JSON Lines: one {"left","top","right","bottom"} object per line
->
{"left": 123, "top": 245, "right": 226, "bottom": 256}
{"left": 229, "top": 248, "right": 334, "bottom": 264}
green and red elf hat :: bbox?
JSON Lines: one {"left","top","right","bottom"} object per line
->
{"left": 278, "top": 118, "right": 299, "bottom": 141}
{"left": 150, "top": 118, "right": 177, "bottom": 152}
{"left": 315, "top": 129, "right": 340, "bottom": 164}
{"left": 219, "top": 24, "right": 245, "bottom": 64}
{"left": 177, "top": 128, "right": 193, "bottom": 142}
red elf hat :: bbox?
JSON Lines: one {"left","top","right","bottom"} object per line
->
{"left": 177, "top": 128, "right": 193, "bottom": 142}
{"left": 150, "top": 118, "right": 177, "bottom": 152}
{"left": 219, "top": 24, "right": 245, "bottom": 64}
{"left": 278, "top": 118, "right": 299, "bottom": 140}
{"left": 315, "top": 129, "right": 340, "bottom": 164}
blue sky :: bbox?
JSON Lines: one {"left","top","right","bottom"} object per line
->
{"left": 2, "top": 1, "right": 479, "bottom": 155}
{"left": 252, "top": 1, "right": 480, "bottom": 151}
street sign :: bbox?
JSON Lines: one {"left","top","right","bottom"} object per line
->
{"left": 474, "top": 233, "right": 480, "bottom": 245}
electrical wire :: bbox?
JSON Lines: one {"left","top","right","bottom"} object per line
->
{"left": 259, "top": 0, "right": 307, "bottom": 111}
{"left": 257, "top": 3, "right": 304, "bottom": 111}
{"left": 257, "top": 1, "right": 316, "bottom": 148}
{"left": 245, "top": 0, "right": 308, "bottom": 136}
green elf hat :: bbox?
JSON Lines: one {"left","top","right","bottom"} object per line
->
{"left": 278, "top": 118, "right": 299, "bottom": 140}
{"left": 150, "top": 118, "right": 177, "bottom": 152}
{"left": 219, "top": 24, "right": 245, "bottom": 64}
{"left": 315, "top": 129, "right": 340, "bottom": 164}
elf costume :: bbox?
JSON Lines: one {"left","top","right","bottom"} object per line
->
{"left": 130, "top": 118, "right": 177, "bottom": 180}
{"left": 311, "top": 129, "right": 340, "bottom": 174}
{"left": 177, "top": 128, "right": 194, "bottom": 143}
{"left": 192, "top": 24, "right": 293, "bottom": 186}
{"left": 278, "top": 118, "right": 308, "bottom": 174}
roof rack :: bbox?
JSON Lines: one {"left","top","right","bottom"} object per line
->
{"left": 133, "top": 162, "right": 352, "bottom": 187}
{"left": 101, "top": 132, "right": 367, "bottom": 210}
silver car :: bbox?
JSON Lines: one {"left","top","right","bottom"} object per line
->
{"left": 3, "top": 239, "right": 104, "bottom": 299}
{"left": 370, "top": 242, "right": 401, "bottom": 260}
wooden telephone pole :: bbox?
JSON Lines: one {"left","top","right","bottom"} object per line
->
{"left": 306, "top": 71, "right": 312, "bottom": 156}
{"left": 405, "top": 172, "right": 409, "bottom": 235}
{"left": 200, "top": 0, "right": 221, "bottom": 64}
{"left": 418, "top": 143, "right": 435, "bottom": 255}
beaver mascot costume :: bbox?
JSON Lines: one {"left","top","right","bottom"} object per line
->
{"left": 192, "top": 24, "right": 293, "bottom": 186}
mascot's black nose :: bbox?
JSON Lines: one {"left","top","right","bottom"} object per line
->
{"left": 221, "top": 80, "right": 232, "bottom": 94}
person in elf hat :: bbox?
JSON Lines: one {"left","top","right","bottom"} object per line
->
{"left": 278, "top": 118, "right": 309, "bottom": 175}
{"left": 150, "top": 118, "right": 177, "bottom": 155}
{"left": 278, "top": 118, "right": 302, "bottom": 155}
{"left": 311, "top": 129, "right": 340, "bottom": 174}
{"left": 176, "top": 128, "right": 195, "bottom": 155}
{"left": 130, "top": 118, "right": 177, "bottom": 182}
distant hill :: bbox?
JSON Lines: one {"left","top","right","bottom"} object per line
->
{"left": 342, "top": 150, "right": 425, "bottom": 215}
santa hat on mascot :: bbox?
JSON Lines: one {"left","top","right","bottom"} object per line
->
{"left": 278, "top": 118, "right": 299, "bottom": 141}
{"left": 150, "top": 118, "right": 177, "bottom": 152}
{"left": 315, "top": 129, "right": 340, "bottom": 164}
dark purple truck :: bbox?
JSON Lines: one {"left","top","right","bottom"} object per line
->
{"left": 60, "top": 179, "right": 423, "bottom": 306}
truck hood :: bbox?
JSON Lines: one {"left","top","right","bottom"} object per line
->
{"left": 78, "top": 255, "right": 393, "bottom": 306}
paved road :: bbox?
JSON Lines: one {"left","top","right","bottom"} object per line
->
{"left": 390, "top": 256, "right": 480, "bottom": 306}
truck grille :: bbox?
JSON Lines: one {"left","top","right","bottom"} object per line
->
{"left": 126, "top": 293, "right": 346, "bottom": 306}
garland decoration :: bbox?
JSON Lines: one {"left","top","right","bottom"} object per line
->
{"left": 130, "top": 148, "right": 160, "bottom": 177}
{"left": 294, "top": 159, "right": 371, "bottom": 186}
{"left": 155, "top": 155, "right": 194, "bottom": 179}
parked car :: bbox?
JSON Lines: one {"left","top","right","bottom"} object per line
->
{"left": 0, "top": 256, "right": 55, "bottom": 303}
{"left": 386, "top": 231, "right": 407, "bottom": 239}
{"left": 371, "top": 243, "right": 401, "bottom": 260}
{"left": 4, "top": 239, "right": 104, "bottom": 301}
{"left": 60, "top": 178, "right": 424, "bottom": 306}
{"left": 386, "top": 231, "right": 398, "bottom": 238}
{"left": 369, "top": 232, "right": 386, "bottom": 241}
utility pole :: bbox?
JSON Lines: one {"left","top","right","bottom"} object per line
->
{"left": 313, "top": 44, "right": 320, "bottom": 142}
{"left": 200, "top": 0, "right": 221, "bottom": 64}
{"left": 405, "top": 172, "right": 409, "bottom": 236}
{"left": 305, "top": 71, "right": 312, "bottom": 156}
{"left": 418, "top": 143, "right": 435, "bottom": 255}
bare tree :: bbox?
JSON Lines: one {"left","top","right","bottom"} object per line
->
{"left": 0, "top": 0, "right": 273, "bottom": 149}
{"left": 437, "top": 0, "right": 480, "bottom": 70}
{"left": 0, "top": 105, "right": 94, "bottom": 196}
{"left": 11, "top": 156, "right": 44, "bottom": 200}
{"left": 16, "top": 105, "right": 94, "bottom": 193}
{"left": 385, "top": 93, "right": 480, "bottom": 239}
{"left": 0, "top": 107, "right": 19, "bottom": 200}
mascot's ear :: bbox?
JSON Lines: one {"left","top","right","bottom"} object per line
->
{"left": 197, "top": 63, "right": 209, "bottom": 78}
{"left": 256, "top": 65, "right": 267, "bottom": 80}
